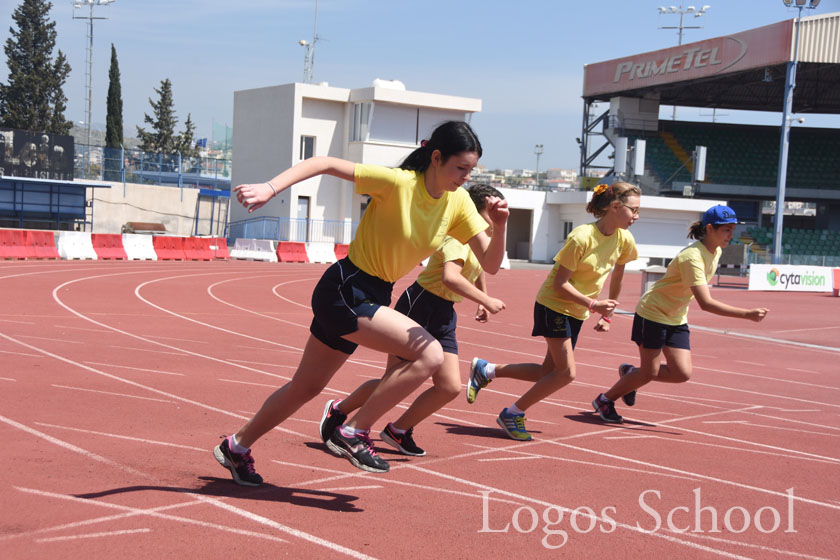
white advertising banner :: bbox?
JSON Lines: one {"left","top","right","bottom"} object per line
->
{"left": 748, "top": 264, "right": 833, "bottom": 292}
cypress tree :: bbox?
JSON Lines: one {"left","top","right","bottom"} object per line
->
{"left": 136, "top": 78, "right": 177, "bottom": 153}
{"left": 176, "top": 113, "right": 198, "bottom": 157}
{"left": 104, "top": 43, "right": 123, "bottom": 148}
{"left": 0, "top": 0, "right": 72, "bottom": 134}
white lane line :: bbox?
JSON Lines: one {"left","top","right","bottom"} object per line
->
{"left": 32, "top": 423, "right": 207, "bottom": 451}
{"left": 14, "top": 488, "right": 288, "bottom": 544}
{"left": 186, "top": 493, "right": 376, "bottom": 560}
{"left": 692, "top": 365, "right": 839, "bottom": 391}
{"left": 83, "top": 362, "right": 186, "bottom": 377}
{"left": 51, "top": 384, "right": 173, "bottom": 403}
{"left": 0, "top": 415, "right": 148, "bottom": 478}
{"left": 35, "top": 528, "right": 151, "bottom": 543}
{"left": 0, "top": 348, "right": 41, "bottom": 357}
{"left": 15, "top": 334, "right": 83, "bottom": 344}
{"left": 317, "top": 486, "right": 383, "bottom": 492}
{"left": 0, "top": 376, "right": 15, "bottom": 381}
{"left": 786, "top": 367, "right": 820, "bottom": 374}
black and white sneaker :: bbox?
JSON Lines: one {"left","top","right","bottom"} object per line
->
{"left": 319, "top": 399, "right": 347, "bottom": 444}
{"left": 592, "top": 394, "right": 623, "bottom": 423}
{"left": 326, "top": 427, "right": 390, "bottom": 473}
{"left": 380, "top": 423, "right": 426, "bottom": 456}
{"left": 213, "top": 436, "right": 263, "bottom": 486}
{"left": 619, "top": 363, "right": 637, "bottom": 407}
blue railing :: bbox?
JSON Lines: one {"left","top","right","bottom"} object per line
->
{"left": 228, "top": 216, "right": 358, "bottom": 244}
{"left": 74, "top": 144, "right": 231, "bottom": 191}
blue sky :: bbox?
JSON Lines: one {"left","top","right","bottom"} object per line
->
{"left": 1, "top": 0, "right": 839, "bottom": 171}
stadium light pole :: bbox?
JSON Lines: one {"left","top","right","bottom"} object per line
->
{"left": 73, "top": 0, "right": 115, "bottom": 177}
{"left": 298, "top": 0, "right": 319, "bottom": 83}
{"left": 658, "top": 5, "right": 710, "bottom": 120}
{"left": 773, "top": 0, "right": 820, "bottom": 264}
{"left": 534, "top": 144, "right": 544, "bottom": 187}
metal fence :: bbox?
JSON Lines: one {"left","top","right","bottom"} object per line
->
{"left": 227, "top": 216, "right": 357, "bottom": 244}
{"left": 74, "top": 144, "right": 231, "bottom": 190}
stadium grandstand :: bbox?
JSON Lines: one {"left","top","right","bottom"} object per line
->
{"left": 580, "top": 10, "right": 840, "bottom": 266}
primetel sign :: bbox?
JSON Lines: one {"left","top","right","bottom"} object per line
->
{"left": 582, "top": 20, "right": 792, "bottom": 98}
{"left": 612, "top": 40, "right": 746, "bottom": 84}
{"left": 749, "top": 264, "right": 833, "bottom": 293}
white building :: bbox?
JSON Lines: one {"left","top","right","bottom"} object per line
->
{"left": 231, "top": 81, "right": 480, "bottom": 241}
{"left": 231, "top": 81, "right": 725, "bottom": 268}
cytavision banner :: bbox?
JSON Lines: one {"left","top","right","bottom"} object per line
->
{"left": 748, "top": 264, "right": 833, "bottom": 292}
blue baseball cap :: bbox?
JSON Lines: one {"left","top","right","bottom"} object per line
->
{"left": 702, "top": 205, "right": 739, "bottom": 227}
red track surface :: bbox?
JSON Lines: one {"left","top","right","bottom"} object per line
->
{"left": 1, "top": 260, "right": 838, "bottom": 559}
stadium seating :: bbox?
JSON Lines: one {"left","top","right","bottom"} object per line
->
{"left": 742, "top": 226, "right": 840, "bottom": 256}
{"left": 629, "top": 121, "right": 840, "bottom": 190}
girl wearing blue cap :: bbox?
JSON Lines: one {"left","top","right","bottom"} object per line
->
{"left": 592, "top": 204, "right": 769, "bottom": 423}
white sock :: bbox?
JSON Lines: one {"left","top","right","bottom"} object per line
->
{"left": 485, "top": 363, "right": 497, "bottom": 380}
{"left": 229, "top": 434, "right": 249, "bottom": 454}
{"left": 507, "top": 404, "right": 525, "bottom": 416}
{"left": 340, "top": 425, "right": 367, "bottom": 437}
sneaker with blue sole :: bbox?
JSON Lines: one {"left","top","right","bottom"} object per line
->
{"left": 497, "top": 408, "right": 532, "bottom": 441}
{"left": 467, "top": 357, "right": 491, "bottom": 404}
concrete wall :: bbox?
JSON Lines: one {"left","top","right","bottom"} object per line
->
{"left": 85, "top": 180, "right": 228, "bottom": 237}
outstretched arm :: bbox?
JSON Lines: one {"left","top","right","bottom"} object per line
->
{"left": 691, "top": 284, "right": 769, "bottom": 322}
{"left": 553, "top": 264, "right": 619, "bottom": 316}
{"left": 234, "top": 156, "right": 356, "bottom": 213}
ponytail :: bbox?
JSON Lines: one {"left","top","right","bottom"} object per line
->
{"left": 399, "top": 121, "right": 482, "bottom": 172}
{"left": 687, "top": 220, "right": 706, "bottom": 240}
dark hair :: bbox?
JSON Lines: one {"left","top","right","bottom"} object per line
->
{"left": 467, "top": 183, "right": 503, "bottom": 212}
{"left": 399, "top": 121, "right": 482, "bottom": 172}
{"left": 687, "top": 221, "right": 728, "bottom": 240}
{"left": 585, "top": 181, "right": 641, "bottom": 218}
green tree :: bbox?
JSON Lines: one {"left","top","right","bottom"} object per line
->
{"left": 103, "top": 43, "right": 123, "bottom": 181}
{"left": 104, "top": 43, "right": 123, "bottom": 148}
{"left": 176, "top": 113, "right": 199, "bottom": 158}
{"left": 136, "top": 78, "right": 178, "bottom": 153}
{"left": 0, "top": 0, "right": 72, "bottom": 134}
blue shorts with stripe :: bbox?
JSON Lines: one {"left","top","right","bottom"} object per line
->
{"left": 309, "top": 257, "right": 394, "bottom": 355}
{"left": 394, "top": 281, "right": 458, "bottom": 355}
{"left": 631, "top": 313, "right": 691, "bottom": 350}
{"left": 531, "top": 302, "right": 583, "bottom": 349}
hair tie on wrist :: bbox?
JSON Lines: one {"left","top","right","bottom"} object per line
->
{"left": 588, "top": 299, "right": 597, "bottom": 312}
{"left": 601, "top": 315, "right": 612, "bottom": 323}
{"left": 266, "top": 181, "right": 278, "bottom": 196}
{"left": 420, "top": 139, "right": 428, "bottom": 147}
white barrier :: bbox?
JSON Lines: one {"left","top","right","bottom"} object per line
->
{"left": 57, "top": 231, "right": 98, "bottom": 260}
{"left": 305, "top": 242, "right": 337, "bottom": 264}
{"left": 230, "top": 238, "right": 278, "bottom": 262}
{"left": 748, "top": 264, "right": 832, "bottom": 292}
{"left": 122, "top": 233, "right": 158, "bottom": 260}
{"left": 500, "top": 251, "right": 511, "bottom": 270}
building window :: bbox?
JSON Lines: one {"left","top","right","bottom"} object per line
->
{"left": 350, "top": 103, "right": 371, "bottom": 142}
{"left": 563, "top": 221, "right": 574, "bottom": 240}
{"left": 300, "top": 135, "right": 315, "bottom": 160}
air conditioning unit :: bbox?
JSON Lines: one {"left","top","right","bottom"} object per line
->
{"left": 682, "top": 185, "right": 695, "bottom": 197}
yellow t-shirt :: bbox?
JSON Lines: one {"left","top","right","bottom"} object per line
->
{"left": 636, "top": 241, "right": 721, "bottom": 326}
{"left": 416, "top": 236, "right": 483, "bottom": 303}
{"left": 536, "top": 223, "right": 638, "bottom": 320}
{"left": 348, "top": 164, "right": 488, "bottom": 282}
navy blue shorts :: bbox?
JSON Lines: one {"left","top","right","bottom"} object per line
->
{"left": 310, "top": 257, "right": 394, "bottom": 355}
{"left": 394, "top": 282, "right": 458, "bottom": 354}
{"left": 531, "top": 302, "right": 583, "bottom": 349}
{"left": 631, "top": 313, "right": 691, "bottom": 350}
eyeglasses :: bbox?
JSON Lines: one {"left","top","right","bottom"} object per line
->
{"left": 622, "top": 204, "right": 640, "bottom": 216}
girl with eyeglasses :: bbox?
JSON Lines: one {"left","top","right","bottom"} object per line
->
{"left": 467, "top": 181, "right": 641, "bottom": 440}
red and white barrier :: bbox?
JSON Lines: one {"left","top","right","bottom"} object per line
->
{"left": 57, "top": 231, "right": 98, "bottom": 260}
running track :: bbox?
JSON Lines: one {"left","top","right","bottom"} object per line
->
{"left": 0, "top": 260, "right": 837, "bottom": 559}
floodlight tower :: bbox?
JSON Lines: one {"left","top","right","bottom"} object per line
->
{"left": 298, "top": 0, "right": 320, "bottom": 83}
{"left": 73, "top": 0, "right": 115, "bottom": 176}
{"left": 658, "top": 5, "right": 710, "bottom": 119}
{"left": 534, "top": 144, "right": 544, "bottom": 187}
{"left": 773, "top": 0, "right": 821, "bottom": 264}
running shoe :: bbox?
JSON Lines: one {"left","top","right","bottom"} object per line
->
{"left": 496, "top": 408, "right": 532, "bottom": 441}
{"left": 326, "top": 427, "right": 390, "bottom": 473}
{"left": 592, "top": 394, "right": 623, "bottom": 423}
{"left": 213, "top": 436, "right": 263, "bottom": 486}
{"left": 319, "top": 399, "right": 347, "bottom": 443}
{"left": 618, "top": 363, "right": 636, "bottom": 407}
{"left": 467, "top": 357, "right": 491, "bottom": 404}
{"left": 380, "top": 423, "right": 426, "bottom": 456}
